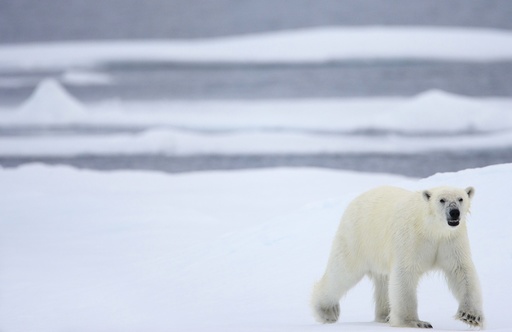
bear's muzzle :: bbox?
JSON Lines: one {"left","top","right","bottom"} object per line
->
{"left": 447, "top": 208, "right": 460, "bottom": 227}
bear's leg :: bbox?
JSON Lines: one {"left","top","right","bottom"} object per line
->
{"left": 389, "top": 268, "right": 432, "bottom": 328}
{"left": 438, "top": 241, "right": 484, "bottom": 327}
{"left": 371, "top": 274, "right": 390, "bottom": 323}
{"left": 442, "top": 264, "right": 484, "bottom": 327}
{"left": 311, "top": 260, "right": 364, "bottom": 324}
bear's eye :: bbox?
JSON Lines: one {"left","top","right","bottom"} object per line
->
{"left": 440, "top": 199, "right": 446, "bottom": 204}
{"left": 458, "top": 198, "right": 463, "bottom": 202}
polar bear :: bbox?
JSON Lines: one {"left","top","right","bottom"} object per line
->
{"left": 311, "top": 186, "right": 483, "bottom": 328}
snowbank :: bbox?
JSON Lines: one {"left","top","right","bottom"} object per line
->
{"left": 60, "top": 70, "right": 113, "bottom": 86}
{"left": 3, "top": 88, "right": 512, "bottom": 132}
{"left": 16, "top": 78, "right": 87, "bottom": 123}
{"left": 0, "top": 164, "right": 511, "bottom": 331}
{"left": 3, "top": 127, "right": 512, "bottom": 157}
{"left": 1, "top": 88, "right": 512, "bottom": 156}
{"left": 2, "top": 27, "right": 512, "bottom": 70}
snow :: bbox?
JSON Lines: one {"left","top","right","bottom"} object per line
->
{"left": 1, "top": 27, "right": 512, "bottom": 70}
{"left": 1, "top": 163, "right": 511, "bottom": 332}
{"left": 3, "top": 83, "right": 512, "bottom": 133}
{"left": 16, "top": 78, "right": 87, "bottom": 123}
{"left": 60, "top": 70, "right": 113, "bottom": 86}
{"left": 5, "top": 128, "right": 512, "bottom": 157}
{"left": 1, "top": 82, "right": 512, "bottom": 156}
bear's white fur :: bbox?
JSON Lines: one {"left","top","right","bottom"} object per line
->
{"left": 311, "top": 186, "right": 483, "bottom": 328}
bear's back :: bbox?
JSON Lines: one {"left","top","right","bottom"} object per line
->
{"left": 337, "top": 186, "right": 416, "bottom": 273}
{"left": 345, "top": 186, "right": 413, "bottom": 223}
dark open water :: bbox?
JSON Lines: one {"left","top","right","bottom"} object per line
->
{"left": 2, "top": 0, "right": 512, "bottom": 43}
{"left": 2, "top": 60, "right": 512, "bottom": 105}
{"left": 3, "top": 149, "right": 512, "bottom": 178}
{"left": 1, "top": 0, "right": 512, "bottom": 177}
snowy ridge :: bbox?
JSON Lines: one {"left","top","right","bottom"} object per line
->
{"left": 0, "top": 164, "right": 510, "bottom": 331}
{"left": 2, "top": 82, "right": 512, "bottom": 132}
{"left": 60, "top": 70, "right": 113, "bottom": 86}
{"left": 16, "top": 78, "right": 87, "bottom": 122}
{"left": 2, "top": 27, "right": 512, "bottom": 69}
{"left": 3, "top": 127, "right": 512, "bottom": 156}
{"left": 1, "top": 81, "right": 512, "bottom": 156}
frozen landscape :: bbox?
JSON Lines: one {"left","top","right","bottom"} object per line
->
{"left": 2, "top": 5, "right": 512, "bottom": 331}
{"left": 1, "top": 163, "right": 512, "bottom": 332}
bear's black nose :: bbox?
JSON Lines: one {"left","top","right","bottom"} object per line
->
{"left": 449, "top": 209, "right": 460, "bottom": 219}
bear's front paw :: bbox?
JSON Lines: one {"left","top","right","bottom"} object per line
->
{"left": 409, "top": 320, "right": 433, "bottom": 329}
{"left": 456, "top": 309, "right": 484, "bottom": 328}
{"left": 389, "top": 318, "right": 432, "bottom": 329}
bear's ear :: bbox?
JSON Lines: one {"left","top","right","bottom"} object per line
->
{"left": 423, "top": 190, "right": 431, "bottom": 201}
{"left": 465, "top": 186, "right": 475, "bottom": 199}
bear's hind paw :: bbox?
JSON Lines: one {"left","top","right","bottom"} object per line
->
{"left": 315, "top": 303, "right": 340, "bottom": 324}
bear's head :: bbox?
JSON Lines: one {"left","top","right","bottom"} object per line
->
{"left": 422, "top": 186, "right": 474, "bottom": 230}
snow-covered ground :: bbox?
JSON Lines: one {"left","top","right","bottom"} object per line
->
{"left": 2, "top": 27, "right": 512, "bottom": 70}
{"left": 1, "top": 163, "right": 511, "bottom": 332}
